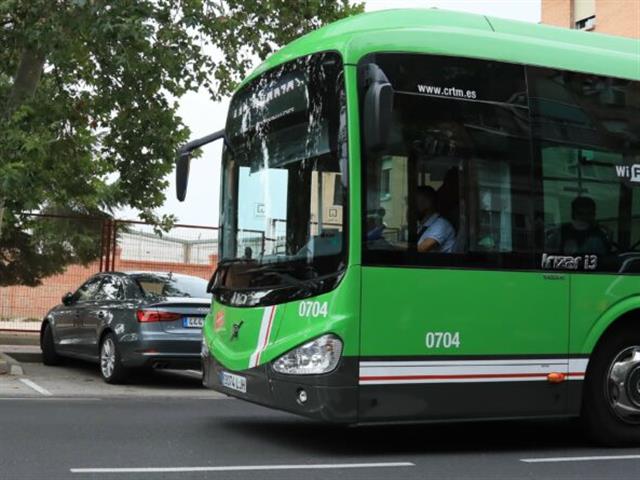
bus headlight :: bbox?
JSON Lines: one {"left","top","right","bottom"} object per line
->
{"left": 272, "top": 334, "right": 343, "bottom": 375}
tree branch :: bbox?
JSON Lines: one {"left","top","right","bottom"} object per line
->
{"left": 4, "top": 47, "right": 46, "bottom": 119}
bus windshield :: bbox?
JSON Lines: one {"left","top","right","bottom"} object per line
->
{"left": 217, "top": 52, "right": 347, "bottom": 304}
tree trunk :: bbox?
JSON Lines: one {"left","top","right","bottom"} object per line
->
{"left": 5, "top": 47, "right": 46, "bottom": 118}
{"left": 1, "top": 47, "right": 45, "bottom": 238}
{"left": 0, "top": 198, "right": 4, "bottom": 239}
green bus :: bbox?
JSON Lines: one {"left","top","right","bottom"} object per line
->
{"left": 176, "top": 9, "right": 640, "bottom": 444}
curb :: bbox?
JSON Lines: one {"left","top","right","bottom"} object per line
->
{"left": 0, "top": 352, "right": 24, "bottom": 376}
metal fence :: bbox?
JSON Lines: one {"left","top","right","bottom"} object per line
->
{"left": 0, "top": 215, "right": 350, "bottom": 332}
{"left": 0, "top": 215, "right": 220, "bottom": 332}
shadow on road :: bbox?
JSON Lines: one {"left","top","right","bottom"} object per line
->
{"left": 34, "top": 356, "right": 204, "bottom": 390}
{"left": 215, "top": 414, "right": 591, "bottom": 457}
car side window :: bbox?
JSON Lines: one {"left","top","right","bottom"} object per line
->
{"left": 73, "top": 277, "right": 103, "bottom": 303}
{"left": 94, "top": 275, "right": 125, "bottom": 301}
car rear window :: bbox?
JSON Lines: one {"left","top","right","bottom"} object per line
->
{"left": 131, "top": 274, "right": 209, "bottom": 299}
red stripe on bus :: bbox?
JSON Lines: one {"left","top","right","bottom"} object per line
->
{"left": 359, "top": 372, "right": 586, "bottom": 381}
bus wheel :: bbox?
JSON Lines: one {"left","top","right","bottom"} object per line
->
{"left": 582, "top": 329, "right": 640, "bottom": 446}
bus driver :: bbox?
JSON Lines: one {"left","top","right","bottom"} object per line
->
{"left": 416, "top": 185, "right": 456, "bottom": 253}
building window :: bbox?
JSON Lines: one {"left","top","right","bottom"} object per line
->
{"left": 333, "top": 174, "right": 344, "bottom": 206}
{"left": 575, "top": 15, "right": 596, "bottom": 30}
{"left": 380, "top": 167, "right": 391, "bottom": 199}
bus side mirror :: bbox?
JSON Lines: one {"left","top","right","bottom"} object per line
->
{"left": 362, "top": 66, "right": 393, "bottom": 154}
{"left": 176, "top": 149, "right": 191, "bottom": 202}
{"left": 175, "top": 129, "right": 227, "bottom": 202}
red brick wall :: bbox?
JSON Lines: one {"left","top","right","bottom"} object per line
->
{"left": 542, "top": 0, "right": 640, "bottom": 38}
{"left": 595, "top": 0, "right": 640, "bottom": 38}
{"left": 113, "top": 249, "right": 218, "bottom": 280}
{"left": 0, "top": 251, "right": 217, "bottom": 322}
{"left": 541, "top": 0, "right": 573, "bottom": 28}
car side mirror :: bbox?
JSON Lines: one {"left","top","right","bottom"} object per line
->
{"left": 62, "top": 292, "right": 74, "bottom": 306}
{"left": 362, "top": 63, "right": 393, "bottom": 154}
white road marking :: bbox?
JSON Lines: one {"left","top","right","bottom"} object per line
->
{"left": 19, "top": 378, "right": 52, "bottom": 396}
{"left": 521, "top": 454, "right": 640, "bottom": 463}
{"left": 71, "top": 462, "right": 415, "bottom": 473}
{"left": 0, "top": 397, "right": 100, "bottom": 401}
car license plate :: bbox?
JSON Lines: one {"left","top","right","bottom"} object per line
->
{"left": 221, "top": 372, "right": 247, "bottom": 393}
{"left": 183, "top": 317, "right": 204, "bottom": 328}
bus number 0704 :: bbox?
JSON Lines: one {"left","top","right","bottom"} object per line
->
{"left": 425, "top": 331, "right": 460, "bottom": 349}
{"left": 298, "top": 301, "right": 328, "bottom": 318}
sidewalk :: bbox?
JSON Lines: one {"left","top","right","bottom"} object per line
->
{"left": 0, "top": 331, "right": 39, "bottom": 375}
{"left": 0, "top": 331, "right": 40, "bottom": 346}
{"left": 0, "top": 330, "right": 220, "bottom": 398}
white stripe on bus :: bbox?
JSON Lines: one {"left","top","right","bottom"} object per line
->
{"left": 361, "top": 358, "right": 588, "bottom": 368}
{"left": 358, "top": 358, "right": 588, "bottom": 385}
{"left": 249, "top": 305, "right": 277, "bottom": 368}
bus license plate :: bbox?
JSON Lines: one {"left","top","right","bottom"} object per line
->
{"left": 183, "top": 317, "right": 204, "bottom": 328}
{"left": 221, "top": 372, "right": 247, "bottom": 393}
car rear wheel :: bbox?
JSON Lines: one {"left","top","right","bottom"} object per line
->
{"left": 41, "top": 323, "right": 62, "bottom": 366}
{"left": 582, "top": 326, "right": 640, "bottom": 446}
{"left": 100, "top": 333, "right": 128, "bottom": 384}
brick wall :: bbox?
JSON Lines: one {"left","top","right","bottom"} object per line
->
{"left": 541, "top": 0, "right": 573, "bottom": 28}
{"left": 595, "top": 0, "right": 640, "bottom": 38}
{"left": 0, "top": 250, "right": 218, "bottom": 324}
{"left": 541, "top": 0, "right": 640, "bottom": 38}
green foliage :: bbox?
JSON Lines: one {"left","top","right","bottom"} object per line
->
{"left": 0, "top": 0, "right": 364, "bottom": 286}
{"left": 0, "top": 213, "right": 106, "bottom": 286}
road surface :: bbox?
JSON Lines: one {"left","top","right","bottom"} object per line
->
{"left": 1, "top": 357, "right": 640, "bottom": 479}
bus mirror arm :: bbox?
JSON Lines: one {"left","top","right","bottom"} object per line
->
{"left": 362, "top": 63, "right": 393, "bottom": 154}
{"left": 176, "top": 128, "right": 227, "bottom": 202}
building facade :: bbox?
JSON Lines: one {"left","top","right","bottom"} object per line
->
{"left": 541, "top": 0, "right": 640, "bottom": 38}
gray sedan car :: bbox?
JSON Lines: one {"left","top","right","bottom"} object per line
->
{"left": 40, "top": 271, "right": 211, "bottom": 383}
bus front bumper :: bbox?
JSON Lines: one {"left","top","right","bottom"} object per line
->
{"left": 202, "top": 353, "right": 358, "bottom": 423}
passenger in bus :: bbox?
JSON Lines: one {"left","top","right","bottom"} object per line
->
{"left": 365, "top": 208, "right": 396, "bottom": 250}
{"left": 557, "top": 196, "right": 611, "bottom": 255}
{"left": 366, "top": 208, "right": 386, "bottom": 241}
{"left": 416, "top": 185, "right": 456, "bottom": 253}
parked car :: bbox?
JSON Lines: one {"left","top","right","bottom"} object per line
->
{"left": 40, "top": 271, "right": 211, "bottom": 383}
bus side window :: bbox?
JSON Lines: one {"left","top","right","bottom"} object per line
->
{"left": 529, "top": 67, "right": 640, "bottom": 273}
{"left": 361, "top": 53, "right": 533, "bottom": 269}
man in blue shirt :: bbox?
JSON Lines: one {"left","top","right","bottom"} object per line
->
{"left": 416, "top": 185, "right": 456, "bottom": 253}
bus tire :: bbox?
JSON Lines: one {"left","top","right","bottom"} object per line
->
{"left": 582, "top": 327, "right": 640, "bottom": 446}
{"left": 41, "top": 323, "right": 62, "bottom": 366}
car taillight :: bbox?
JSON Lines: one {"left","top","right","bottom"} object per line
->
{"left": 136, "top": 309, "right": 182, "bottom": 323}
